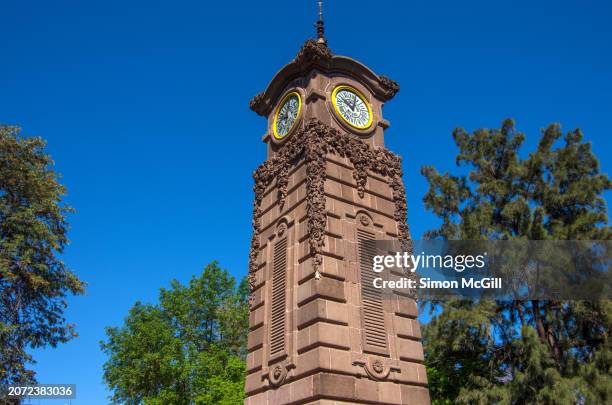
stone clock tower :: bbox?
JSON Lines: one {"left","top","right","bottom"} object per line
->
{"left": 244, "top": 12, "right": 430, "bottom": 405}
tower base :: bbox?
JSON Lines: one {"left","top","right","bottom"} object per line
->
{"left": 244, "top": 372, "right": 430, "bottom": 405}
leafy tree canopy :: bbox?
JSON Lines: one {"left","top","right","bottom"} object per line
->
{"left": 0, "top": 125, "right": 84, "bottom": 388}
{"left": 421, "top": 119, "right": 611, "bottom": 404}
{"left": 101, "top": 261, "right": 249, "bottom": 405}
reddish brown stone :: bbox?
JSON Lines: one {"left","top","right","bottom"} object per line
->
{"left": 401, "top": 385, "right": 431, "bottom": 405}
{"left": 245, "top": 40, "right": 428, "bottom": 404}
{"left": 314, "top": 373, "right": 355, "bottom": 399}
{"left": 297, "top": 323, "right": 350, "bottom": 353}
{"left": 247, "top": 326, "right": 264, "bottom": 351}
{"left": 398, "top": 338, "right": 425, "bottom": 362}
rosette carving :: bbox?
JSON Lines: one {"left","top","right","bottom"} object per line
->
{"left": 358, "top": 212, "right": 372, "bottom": 227}
{"left": 263, "top": 360, "right": 295, "bottom": 387}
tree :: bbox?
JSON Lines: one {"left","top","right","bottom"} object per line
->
{"left": 421, "top": 119, "right": 611, "bottom": 404}
{"left": 0, "top": 125, "right": 85, "bottom": 389}
{"left": 101, "top": 261, "right": 249, "bottom": 405}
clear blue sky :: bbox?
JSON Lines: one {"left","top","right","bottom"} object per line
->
{"left": 1, "top": 0, "right": 611, "bottom": 403}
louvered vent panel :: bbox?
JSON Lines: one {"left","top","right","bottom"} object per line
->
{"left": 270, "top": 237, "right": 287, "bottom": 357}
{"left": 358, "top": 230, "right": 388, "bottom": 350}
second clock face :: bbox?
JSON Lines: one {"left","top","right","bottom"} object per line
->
{"left": 332, "top": 85, "right": 373, "bottom": 129}
{"left": 273, "top": 91, "right": 301, "bottom": 139}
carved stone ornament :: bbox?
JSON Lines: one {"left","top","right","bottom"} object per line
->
{"left": 249, "top": 39, "right": 400, "bottom": 117}
{"left": 276, "top": 221, "right": 287, "bottom": 237}
{"left": 263, "top": 361, "right": 295, "bottom": 387}
{"left": 294, "top": 39, "right": 333, "bottom": 66}
{"left": 358, "top": 213, "right": 371, "bottom": 227}
{"left": 249, "top": 92, "right": 266, "bottom": 116}
{"left": 379, "top": 75, "right": 400, "bottom": 99}
{"left": 353, "top": 357, "right": 401, "bottom": 381}
{"left": 277, "top": 160, "right": 291, "bottom": 207}
{"left": 248, "top": 119, "right": 412, "bottom": 306}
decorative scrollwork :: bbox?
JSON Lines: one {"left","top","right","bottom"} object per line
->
{"left": 353, "top": 357, "right": 401, "bottom": 381}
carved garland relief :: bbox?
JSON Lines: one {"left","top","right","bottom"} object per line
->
{"left": 248, "top": 119, "right": 411, "bottom": 304}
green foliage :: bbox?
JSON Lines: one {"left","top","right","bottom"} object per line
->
{"left": 101, "top": 262, "right": 248, "bottom": 405}
{"left": 0, "top": 125, "right": 85, "bottom": 387}
{"left": 421, "top": 119, "right": 611, "bottom": 404}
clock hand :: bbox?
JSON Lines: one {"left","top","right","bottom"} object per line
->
{"left": 347, "top": 97, "right": 355, "bottom": 110}
{"left": 342, "top": 97, "right": 354, "bottom": 111}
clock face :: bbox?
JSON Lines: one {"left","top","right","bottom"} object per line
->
{"left": 273, "top": 91, "right": 301, "bottom": 139}
{"left": 332, "top": 85, "right": 373, "bottom": 129}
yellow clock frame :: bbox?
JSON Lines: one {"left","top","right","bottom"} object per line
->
{"left": 331, "top": 85, "right": 374, "bottom": 130}
{"left": 272, "top": 91, "right": 302, "bottom": 140}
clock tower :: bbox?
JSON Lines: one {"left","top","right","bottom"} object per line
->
{"left": 245, "top": 9, "right": 430, "bottom": 405}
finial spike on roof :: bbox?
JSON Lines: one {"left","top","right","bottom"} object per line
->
{"left": 316, "top": 0, "right": 326, "bottom": 44}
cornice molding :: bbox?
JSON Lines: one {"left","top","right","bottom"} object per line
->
{"left": 249, "top": 40, "right": 400, "bottom": 117}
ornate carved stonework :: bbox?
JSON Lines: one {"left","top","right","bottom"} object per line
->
{"left": 249, "top": 41, "right": 400, "bottom": 117}
{"left": 247, "top": 119, "right": 411, "bottom": 296}
{"left": 294, "top": 39, "right": 333, "bottom": 66}
{"left": 275, "top": 221, "right": 287, "bottom": 238}
{"left": 379, "top": 75, "right": 400, "bottom": 99}
{"left": 276, "top": 161, "right": 290, "bottom": 208}
{"left": 353, "top": 356, "right": 401, "bottom": 382}
{"left": 263, "top": 360, "right": 295, "bottom": 388}
{"left": 249, "top": 92, "right": 266, "bottom": 116}
{"left": 358, "top": 212, "right": 371, "bottom": 227}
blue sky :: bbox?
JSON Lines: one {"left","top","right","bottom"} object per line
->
{"left": 1, "top": 0, "right": 611, "bottom": 403}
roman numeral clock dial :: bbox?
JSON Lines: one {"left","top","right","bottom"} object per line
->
{"left": 332, "top": 85, "right": 373, "bottom": 130}
{"left": 273, "top": 91, "right": 302, "bottom": 140}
